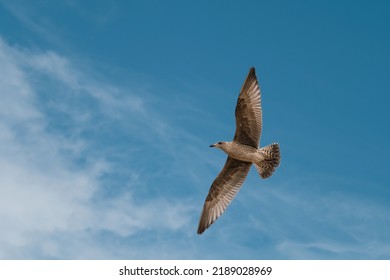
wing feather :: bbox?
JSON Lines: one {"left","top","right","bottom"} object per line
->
{"left": 233, "top": 67, "right": 262, "bottom": 148}
{"left": 197, "top": 157, "right": 251, "bottom": 234}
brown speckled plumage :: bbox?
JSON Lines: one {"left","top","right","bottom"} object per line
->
{"left": 197, "top": 67, "right": 281, "bottom": 234}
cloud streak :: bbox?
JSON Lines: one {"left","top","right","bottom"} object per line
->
{"left": 1, "top": 32, "right": 388, "bottom": 260}
{"left": 235, "top": 175, "right": 390, "bottom": 259}
{"left": 0, "top": 37, "right": 200, "bottom": 259}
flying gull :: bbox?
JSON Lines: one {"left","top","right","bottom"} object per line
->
{"left": 197, "top": 67, "right": 281, "bottom": 234}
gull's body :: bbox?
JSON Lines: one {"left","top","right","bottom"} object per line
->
{"left": 197, "top": 67, "right": 281, "bottom": 234}
{"left": 214, "top": 141, "right": 265, "bottom": 163}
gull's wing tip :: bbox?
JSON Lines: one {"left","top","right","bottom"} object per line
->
{"left": 247, "top": 67, "right": 257, "bottom": 81}
{"left": 197, "top": 211, "right": 210, "bottom": 235}
{"left": 197, "top": 203, "right": 213, "bottom": 235}
{"left": 197, "top": 226, "right": 205, "bottom": 235}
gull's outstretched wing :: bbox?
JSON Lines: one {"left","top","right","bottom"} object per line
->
{"left": 197, "top": 157, "right": 251, "bottom": 234}
{"left": 233, "top": 67, "right": 262, "bottom": 148}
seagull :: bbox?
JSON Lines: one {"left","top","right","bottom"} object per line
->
{"left": 197, "top": 67, "right": 280, "bottom": 234}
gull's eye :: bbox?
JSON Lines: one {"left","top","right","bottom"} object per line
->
{"left": 218, "top": 142, "right": 223, "bottom": 145}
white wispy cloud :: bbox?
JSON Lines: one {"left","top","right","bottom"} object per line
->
{"left": 235, "top": 176, "right": 390, "bottom": 259}
{"left": 2, "top": 30, "right": 388, "bottom": 260}
{"left": 0, "top": 37, "right": 200, "bottom": 259}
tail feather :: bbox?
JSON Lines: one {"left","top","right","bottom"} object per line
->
{"left": 254, "top": 143, "right": 280, "bottom": 179}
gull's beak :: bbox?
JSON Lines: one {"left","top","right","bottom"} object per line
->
{"left": 209, "top": 143, "right": 216, "bottom": 148}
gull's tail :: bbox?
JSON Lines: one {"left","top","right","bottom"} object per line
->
{"left": 254, "top": 143, "right": 280, "bottom": 179}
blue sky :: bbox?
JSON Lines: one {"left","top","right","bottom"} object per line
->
{"left": 0, "top": 0, "right": 389, "bottom": 259}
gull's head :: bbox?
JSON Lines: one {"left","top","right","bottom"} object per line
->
{"left": 209, "top": 141, "right": 226, "bottom": 149}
